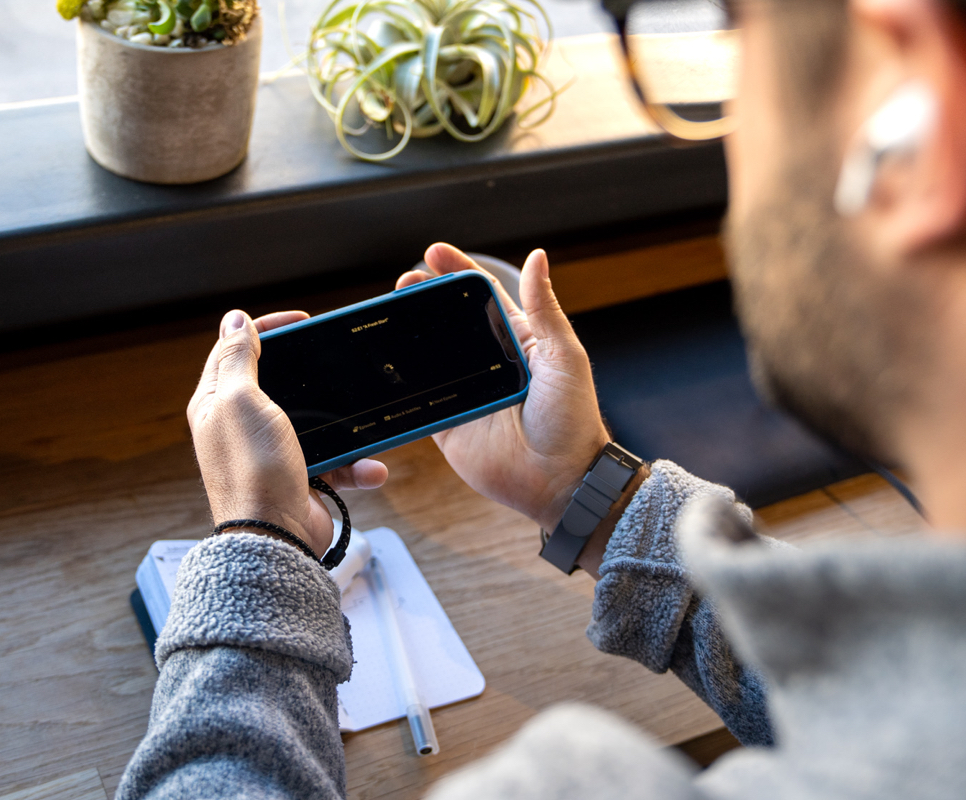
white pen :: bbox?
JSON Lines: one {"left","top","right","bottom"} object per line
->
{"left": 367, "top": 555, "right": 440, "bottom": 756}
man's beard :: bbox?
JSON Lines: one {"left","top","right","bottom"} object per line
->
{"left": 724, "top": 145, "right": 925, "bottom": 466}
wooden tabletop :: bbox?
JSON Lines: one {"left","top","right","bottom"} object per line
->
{"left": 0, "top": 292, "right": 923, "bottom": 800}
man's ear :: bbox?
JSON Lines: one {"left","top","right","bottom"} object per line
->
{"left": 844, "top": 0, "right": 966, "bottom": 257}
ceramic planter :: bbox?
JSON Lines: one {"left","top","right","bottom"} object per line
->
{"left": 76, "top": 15, "right": 262, "bottom": 184}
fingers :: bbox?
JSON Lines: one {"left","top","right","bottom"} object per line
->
{"left": 318, "top": 459, "right": 389, "bottom": 491}
{"left": 216, "top": 310, "right": 261, "bottom": 390}
{"left": 187, "top": 337, "right": 223, "bottom": 427}
{"left": 395, "top": 270, "right": 431, "bottom": 290}
{"left": 423, "top": 242, "right": 482, "bottom": 275}
{"left": 519, "top": 249, "right": 575, "bottom": 349}
{"left": 253, "top": 310, "right": 309, "bottom": 333}
{"left": 424, "top": 243, "right": 523, "bottom": 315}
{"left": 189, "top": 308, "right": 284, "bottom": 425}
{"left": 397, "top": 242, "right": 481, "bottom": 290}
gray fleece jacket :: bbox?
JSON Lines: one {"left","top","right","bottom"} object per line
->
{"left": 117, "top": 460, "right": 966, "bottom": 799}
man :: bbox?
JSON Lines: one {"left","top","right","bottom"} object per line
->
{"left": 117, "top": 0, "right": 966, "bottom": 797}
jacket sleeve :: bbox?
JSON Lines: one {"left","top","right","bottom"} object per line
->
{"left": 425, "top": 704, "right": 705, "bottom": 800}
{"left": 587, "top": 460, "right": 782, "bottom": 747}
{"left": 116, "top": 533, "right": 353, "bottom": 800}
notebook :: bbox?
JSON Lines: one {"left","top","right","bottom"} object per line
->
{"left": 132, "top": 527, "right": 486, "bottom": 732}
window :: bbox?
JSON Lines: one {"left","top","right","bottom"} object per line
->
{"left": 0, "top": 0, "right": 614, "bottom": 107}
{"left": 0, "top": 0, "right": 727, "bottom": 336}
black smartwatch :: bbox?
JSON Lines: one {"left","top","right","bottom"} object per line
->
{"left": 539, "top": 442, "right": 645, "bottom": 574}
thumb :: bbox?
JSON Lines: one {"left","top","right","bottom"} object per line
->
{"left": 519, "top": 249, "right": 576, "bottom": 348}
{"left": 216, "top": 309, "right": 260, "bottom": 387}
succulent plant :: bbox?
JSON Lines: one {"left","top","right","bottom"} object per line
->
{"left": 57, "top": 0, "right": 258, "bottom": 47}
{"left": 306, "top": 0, "right": 559, "bottom": 160}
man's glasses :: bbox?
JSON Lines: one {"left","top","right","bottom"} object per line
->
{"left": 600, "top": 0, "right": 739, "bottom": 140}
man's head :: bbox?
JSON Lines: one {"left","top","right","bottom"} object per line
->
{"left": 722, "top": 0, "right": 966, "bottom": 485}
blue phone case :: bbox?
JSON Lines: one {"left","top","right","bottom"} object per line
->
{"left": 259, "top": 272, "right": 531, "bottom": 477}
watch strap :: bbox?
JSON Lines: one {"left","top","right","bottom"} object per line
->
{"left": 539, "top": 442, "right": 644, "bottom": 574}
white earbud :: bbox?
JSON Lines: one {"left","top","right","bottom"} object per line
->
{"left": 834, "top": 81, "right": 937, "bottom": 216}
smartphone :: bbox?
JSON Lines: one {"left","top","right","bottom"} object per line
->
{"left": 258, "top": 272, "right": 531, "bottom": 476}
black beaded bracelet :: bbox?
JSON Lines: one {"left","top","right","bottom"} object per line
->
{"left": 310, "top": 476, "right": 352, "bottom": 569}
{"left": 209, "top": 477, "right": 352, "bottom": 569}
{"left": 210, "top": 519, "right": 320, "bottom": 562}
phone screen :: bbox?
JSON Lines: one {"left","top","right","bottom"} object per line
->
{"left": 258, "top": 275, "right": 528, "bottom": 471}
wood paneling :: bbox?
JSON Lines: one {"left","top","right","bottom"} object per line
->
{"left": 551, "top": 235, "right": 728, "bottom": 314}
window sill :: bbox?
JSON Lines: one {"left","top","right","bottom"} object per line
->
{"left": 0, "top": 34, "right": 725, "bottom": 333}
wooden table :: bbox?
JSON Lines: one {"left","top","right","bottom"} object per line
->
{"left": 0, "top": 274, "right": 924, "bottom": 799}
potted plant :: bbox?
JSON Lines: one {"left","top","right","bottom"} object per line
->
{"left": 306, "top": 0, "right": 559, "bottom": 161}
{"left": 57, "top": 0, "right": 262, "bottom": 183}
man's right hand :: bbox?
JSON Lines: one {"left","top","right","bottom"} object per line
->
{"left": 396, "top": 244, "right": 610, "bottom": 532}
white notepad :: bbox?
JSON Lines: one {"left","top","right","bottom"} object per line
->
{"left": 135, "top": 528, "right": 485, "bottom": 732}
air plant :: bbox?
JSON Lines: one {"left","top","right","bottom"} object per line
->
{"left": 305, "top": 0, "right": 559, "bottom": 160}
{"left": 57, "top": 0, "right": 258, "bottom": 47}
